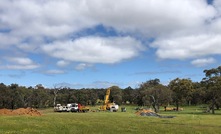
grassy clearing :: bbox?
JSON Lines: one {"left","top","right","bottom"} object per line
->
{"left": 0, "top": 106, "right": 221, "bottom": 134}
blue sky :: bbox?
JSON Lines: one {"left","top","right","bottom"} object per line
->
{"left": 0, "top": 0, "right": 220, "bottom": 88}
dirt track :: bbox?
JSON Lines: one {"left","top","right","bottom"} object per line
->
{"left": 0, "top": 107, "right": 41, "bottom": 116}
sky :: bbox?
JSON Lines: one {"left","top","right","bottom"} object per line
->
{"left": 0, "top": 0, "right": 221, "bottom": 89}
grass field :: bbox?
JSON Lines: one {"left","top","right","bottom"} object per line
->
{"left": 0, "top": 106, "right": 221, "bottom": 134}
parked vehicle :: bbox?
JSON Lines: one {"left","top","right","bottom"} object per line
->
{"left": 71, "top": 103, "right": 90, "bottom": 112}
{"left": 54, "top": 104, "right": 64, "bottom": 112}
{"left": 54, "top": 103, "right": 90, "bottom": 112}
{"left": 70, "top": 103, "right": 79, "bottom": 112}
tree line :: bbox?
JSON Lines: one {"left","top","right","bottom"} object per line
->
{"left": 0, "top": 66, "right": 220, "bottom": 114}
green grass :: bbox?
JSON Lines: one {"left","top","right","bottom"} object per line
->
{"left": 0, "top": 106, "right": 221, "bottom": 134}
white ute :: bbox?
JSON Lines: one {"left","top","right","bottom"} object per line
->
{"left": 54, "top": 104, "right": 63, "bottom": 112}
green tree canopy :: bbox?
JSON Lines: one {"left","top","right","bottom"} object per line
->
{"left": 169, "top": 78, "right": 193, "bottom": 111}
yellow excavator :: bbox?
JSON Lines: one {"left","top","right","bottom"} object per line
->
{"left": 99, "top": 88, "right": 119, "bottom": 111}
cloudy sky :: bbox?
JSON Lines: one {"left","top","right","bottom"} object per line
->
{"left": 0, "top": 0, "right": 220, "bottom": 88}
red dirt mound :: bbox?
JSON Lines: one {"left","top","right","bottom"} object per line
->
{"left": 0, "top": 108, "right": 13, "bottom": 115}
{"left": 0, "top": 107, "right": 41, "bottom": 116}
{"left": 135, "top": 109, "right": 155, "bottom": 116}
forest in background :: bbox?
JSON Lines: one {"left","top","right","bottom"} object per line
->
{"left": 0, "top": 66, "right": 220, "bottom": 114}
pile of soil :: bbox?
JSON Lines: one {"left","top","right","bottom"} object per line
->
{"left": 0, "top": 107, "right": 41, "bottom": 116}
{"left": 135, "top": 109, "right": 159, "bottom": 117}
{"left": 135, "top": 109, "right": 175, "bottom": 118}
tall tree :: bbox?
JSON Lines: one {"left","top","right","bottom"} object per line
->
{"left": 191, "top": 82, "right": 206, "bottom": 105}
{"left": 53, "top": 85, "right": 63, "bottom": 107}
{"left": 9, "top": 84, "right": 19, "bottom": 109}
{"left": 138, "top": 79, "right": 172, "bottom": 113}
{"left": 122, "top": 86, "right": 136, "bottom": 104}
{"left": 75, "top": 89, "right": 89, "bottom": 105}
{"left": 0, "top": 83, "right": 10, "bottom": 108}
{"left": 109, "top": 86, "right": 122, "bottom": 105}
{"left": 88, "top": 89, "right": 98, "bottom": 106}
{"left": 202, "top": 66, "right": 221, "bottom": 114}
{"left": 169, "top": 78, "right": 193, "bottom": 111}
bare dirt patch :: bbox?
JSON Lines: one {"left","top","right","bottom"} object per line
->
{"left": 135, "top": 108, "right": 175, "bottom": 118}
{"left": 0, "top": 107, "right": 42, "bottom": 116}
{"left": 135, "top": 109, "right": 157, "bottom": 116}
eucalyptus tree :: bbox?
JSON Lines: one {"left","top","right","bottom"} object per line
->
{"left": 0, "top": 83, "right": 10, "bottom": 108}
{"left": 9, "top": 84, "right": 19, "bottom": 109}
{"left": 138, "top": 79, "right": 172, "bottom": 113}
{"left": 191, "top": 82, "right": 206, "bottom": 105}
{"left": 202, "top": 66, "right": 221, "bottom": 114}
{"left": 138, "top": 79, "right": 161, "bottom": 107}
{"left": 52, "top": 85, "right": 63, "bottom": 107}
{"left": 30, "top": 87, "right": 51, "bottom": 108}
{"left": 75, "top": 89, "right": 90, "bottom": 105}
{"left": 88, "top": 88, "right": 98, "bottom": 106}
{"left": 122, "top": 86, "right": 137, "bottom": 104}
{"left": 16, "top": 86, "right": 33, "bottom": 108}
{"left": 109, "top": 86, "right": 122, "bottom": 105}
{"left": 169, "top": 78, "right": 193, "bottom": 111}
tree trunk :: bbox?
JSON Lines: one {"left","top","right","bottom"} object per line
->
{"left": 53, "top": 95, "right": 57, "bottom": 107}
{"left": 212, "top": 97, "right": 215, "bottom": 114}
{"left": 156, "top": 104, "right": 160, "bottom": 113}
{"left": 53, "top": 89, "right": 59, "bottom": 107}
{"left": 149, "top": 95, "right": 159, "bottom": 113}
{"left": 188, "top": 100, "right": 191, "bottom": 106}
{"left": 215, "top": 103, "right": 220, "bottom": 110}
{"left": 176, "top": 100, "right": 179, "bottom": 111}
{"left": 11, "top": 100, "right": 14, "bottom": 110}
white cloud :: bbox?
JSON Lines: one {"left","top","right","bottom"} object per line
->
{"left": 151, "top": 34, "right": 221, "bottom": 59}
{"left": 0, "top": 0, "right": 95, "bottom": 38}
{"left": 0, "top": 34, "right": 21, "bottom": 48}
{"left": 56, "top": 60, "right": 70, "bottom": 67}
{"left": 85, "top": 0, "right": 215, "bottom": 35}
{"left": 0, "top": 0, "right": 216, "bottom": 46}
{"left": 3, "top": 64, "right": 39, "bottom": 70}
{"left": 7, "top": 57, "right": 34, "bottom": 65}
{"left": 191, "top": 57, "right": 216, "bottom": 67}
{"left": 210, "top": 18, "right": 221, "bottom": 34}
{"left": 214, "top": 0, "right": 221, "bottom": 14}
{"left": 43, "top": 69, "right": 65, "bottom": 75}
{"left": 42, "top": 36, "right": 144, "bottom": 64}
{"left": 0, "top": 57, "right": 40, "bottom": 70}
{"left": 0, "top": 0, "right": 220, "bottom": 70}
{"left": 75, "top": 63, "right": 93, "bottom": 71}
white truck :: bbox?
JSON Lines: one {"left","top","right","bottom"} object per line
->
{"left": 54, "top": 104, "right": 65, "bottom": 112}
{"left": 68, "top": 103, "right": 78, "bottom": 112}
{"left": 110, "top": 104, "right": 119, "bottom": 112}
